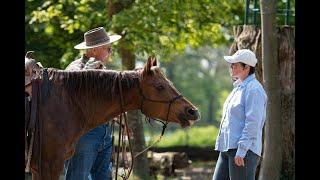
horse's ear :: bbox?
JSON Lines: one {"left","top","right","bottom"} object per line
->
{"left": 143, "top": 56, "right": 153, "bottom": 76}
{"left": 151, "top": 57, "right": 157, "bottom": 67}
{"left": 143, "top": 56, "right": 158, "bottom": 77}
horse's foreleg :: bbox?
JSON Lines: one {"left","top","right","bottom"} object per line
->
{"left": 31, "top": 159, "right": 65, "bottom": 180}
{"left": 46, "top": 158, "right": 65, "bottom": 180}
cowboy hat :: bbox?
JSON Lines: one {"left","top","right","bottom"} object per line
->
{"left": 74, "top": 27, "right": 122, "bottom": 49}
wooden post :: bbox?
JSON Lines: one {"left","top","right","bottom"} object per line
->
{"left": 259, "top": 0, "right": 282, "bottom": 179}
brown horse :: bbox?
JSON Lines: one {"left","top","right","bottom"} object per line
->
{"left": 29, "top": 57, "right": 200, "bottom": 180}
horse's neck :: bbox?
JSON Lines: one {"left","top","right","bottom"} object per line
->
{"left": 82, "top": 82, "right": 142, "bottom": 132}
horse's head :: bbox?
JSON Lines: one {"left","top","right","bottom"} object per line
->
{"left": 139, "top": 57, "right": 200, "bottom": 127}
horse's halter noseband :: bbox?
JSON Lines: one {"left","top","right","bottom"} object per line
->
{"left": 137, "top": 80, "right": 183, "bottom": 133}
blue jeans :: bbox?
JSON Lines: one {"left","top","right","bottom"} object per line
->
{"left": 64, "top": 124, "right": 113, "bottom": 180}
{"left": 212, "top": 149, "right": 260, "bottom": 180}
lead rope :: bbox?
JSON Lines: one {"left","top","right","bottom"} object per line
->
{"left": 115, "top": 72, "right": 134, "bottom": 180}
{"left": 115, "top": 113, "right": 123, "bottom": 180}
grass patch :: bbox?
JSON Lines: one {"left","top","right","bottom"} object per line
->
{"left": 150, "top": 125, "right": 219, "bottom": 148}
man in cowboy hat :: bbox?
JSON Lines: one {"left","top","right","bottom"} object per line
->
{"left": 64, "top": 27, "right": 121, "bottom": 180}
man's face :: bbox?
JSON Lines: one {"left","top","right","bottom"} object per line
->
{"left": 95, "top": 44, "right": 112, "bottom": 62}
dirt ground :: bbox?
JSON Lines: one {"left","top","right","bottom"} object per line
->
{"left": 25, "top": 160, "right": 215, "bottom": 180}
{"left": 158, "top": 160, "right": 215, "bottom": 180}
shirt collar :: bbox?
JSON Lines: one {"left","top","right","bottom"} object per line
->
{"left": 80, "top": 54, "right": 90, "bottom": 64}
{"left": 233, "top": 74, "right": 256, "bottom": 88}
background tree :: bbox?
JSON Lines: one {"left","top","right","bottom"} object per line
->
{"left": 258, "top": 0, "right": 282, "bottom": 179}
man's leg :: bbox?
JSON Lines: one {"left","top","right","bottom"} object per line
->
{"left": 228, "top": 149, "right": 260, "bottom": 180}
{"left": 212, "top": 151, "right": 230, "bottom": 180}
{"left": 64, "top": 134, "right": 99, "bottom": 180}
{"left": 91, "top": 125, "right": 113, "bottom": 180}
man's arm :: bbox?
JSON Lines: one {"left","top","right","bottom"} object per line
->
{"left": 83, "top": 58, "right": 104, "bottom": 69}
{"left": 65, "top": 59, "right": 83, "bottom": 70}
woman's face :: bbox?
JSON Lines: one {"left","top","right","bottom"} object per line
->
{"left": 229, "top": 62, "right": 249, "bottom": 81}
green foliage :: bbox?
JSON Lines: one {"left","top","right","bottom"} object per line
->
{"left": 154, "top": 125, "right": 219, "bottom": 148}
{"left": 157, "top": 46, "right": 233, "bottom": 125}
{"left": 276, "top": 0, "right": 295, "bottom": 26}
{"left": 26, "top": 0, "right": 109, "bottom": 68}
{"left": 111, "top": 0, "right": 244, "bottom": 58}
{"left": 26, "top": 0, "right": 244, "bottom": 68}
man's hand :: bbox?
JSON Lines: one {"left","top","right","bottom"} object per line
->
{"left": 84, "top": 58, "right": 104, "bottom": 69}
{"left": 234, "top": 156, "right": 245, "bottom": 167}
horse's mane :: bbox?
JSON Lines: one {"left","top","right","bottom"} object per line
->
{"left": 47, "top": 68, "right": 141, "bottom": 103}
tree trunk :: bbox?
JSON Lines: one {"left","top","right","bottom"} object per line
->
{"left": 277, "top": 26, "right": 295, "bottom": 180}
{"left": 229, "top": 25, "right": 263, "bottom": 83}
{"left": 119, "top": 43, "right": 152, "bottom": 180}
{"left": 127, "top": 110, "right": 151, "bottom": 180}
{"left": 207, "top": 95, "right": 214, "bottom": 123}
{"left": 229, "top": 24, "right": 294, "bottom": 179}
{"left": 108, "top": 1, "right": 152, "bottom": 179}
{"left": 259, "top": 0, "right": 282, "bottom": 179}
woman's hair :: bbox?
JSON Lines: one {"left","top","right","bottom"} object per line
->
{"left": 240, "top": 62, "right": 255, "bottom": 75}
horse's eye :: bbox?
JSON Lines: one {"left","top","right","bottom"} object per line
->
{"left": 156, "top": 85, "right": 165, "bottom": 91}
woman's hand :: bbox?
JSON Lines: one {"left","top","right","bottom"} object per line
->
{"left": 234, "top": 156, "right": 245, "bottom": 167}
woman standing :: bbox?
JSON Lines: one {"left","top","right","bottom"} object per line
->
{"left": 212, "top": 49, "right": 267, "bottom": 180}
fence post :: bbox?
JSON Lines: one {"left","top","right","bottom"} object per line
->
{"left": 253, "top": 0, "right": 258, "bottom": 25}
{"left": 244, "top": 0, "right": 250, "bottom": 24}
{"left": 285, "top": 0, "right": 291, "bottom": 25}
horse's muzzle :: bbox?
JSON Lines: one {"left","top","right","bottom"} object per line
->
{"left": 185, "top": 107, "right": 200, "bottom": 121}
{"left": 178, "top": 108, "right": 200, "bottom": 127}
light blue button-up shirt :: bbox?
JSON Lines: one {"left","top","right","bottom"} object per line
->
{"left": 215, "top": 74, "right": 267, "bottom": 157}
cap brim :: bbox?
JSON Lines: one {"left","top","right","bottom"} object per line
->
{"left": 223, "top": 56, "right": 238, "bottom": 64}
{"left": 36, "top": 62, "right": 43, "bottom": 68}
{"left": 74, "top": 35, "right": 122, "bottom": 49}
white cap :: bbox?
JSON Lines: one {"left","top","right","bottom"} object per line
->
{"left": 223, "top": 49, "right": 257, "bottom": 67}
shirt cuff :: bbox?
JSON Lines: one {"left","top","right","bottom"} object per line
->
{"left": 236, "top": 147, "right": 248, "bottom": 158}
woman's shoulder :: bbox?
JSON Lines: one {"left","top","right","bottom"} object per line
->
{"left": 246, "top": 79, "right": 266, "bottom": 94}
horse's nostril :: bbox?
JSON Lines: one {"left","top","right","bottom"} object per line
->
{"left": 188, "top": 109, "right": 195, "bottom": 116}
{"left": 186, "top": 107, "right": 198, "bottom": 118}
